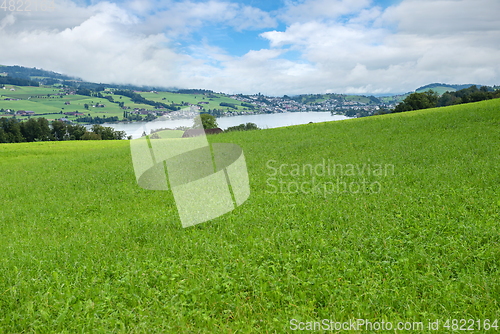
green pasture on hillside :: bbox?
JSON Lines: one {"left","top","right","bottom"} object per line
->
{"left": 0, "top": 85, "right": 60, "bottom": 99}
{"left": 140, "top": 91, "right": 254, "bottom": 111}
{"left": 379, "top": 94, "right": 408, "bottom": 104}
{"left": 0, "top": 99, "right": 499, "bottom": 332}
{"left": 416, "top": 86, "right": 457, "bottom": 95}
{"left": 0, "top": 86, "right": 253, "bottom": 122}
{"left": 0, "top": 86, "right": 160, "bottom": 121}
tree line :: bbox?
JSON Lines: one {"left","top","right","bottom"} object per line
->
{"left": 225, "top": 122, "right": 259, "bottom": 132}
{"left": 75, "top": 115, "right": 120, "bottom": 124}
{"left": 0, "top": 117, "right": 127, "bottom": 143}
{"left": 393, "top": 86, "right": 500, "bottom": 113}
{"left": 196, "top": 114, "right": 260, "bottom": 132}
{"left": 240, "top": 102, "right": 255, "bottom": 109}
{"left": 0, "top": 76, "right": 39, "bottom": 87}
{"left": 0, "top": 65, "right": 73, "bottom": 81}
{"left": 176, "top": 89, "right": 214, "bottom": 95}
{"left": 219, "top": 102, "right": 238, "bottom": 109}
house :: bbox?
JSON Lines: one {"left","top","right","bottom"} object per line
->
{"left": 187, "top": 104, "right": 201, "bottom": 110}
{"left": 182, "top": 128, "right": 223, "bottom": 138}
{"left": 10, "top": 88, "right": 15, "bottom": 91}
{"left": 64, "top": 101, "right": 70, "bottom": 105}
{"left": 16, "top": 110, "right": 26, "bottom": 115}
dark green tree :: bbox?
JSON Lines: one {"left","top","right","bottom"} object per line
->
{"left": 51, "top": 120, "right": 67, "bottom": 141}
{"left": 0, "top": 127, "right": 6, "bottom": 143}
{"left": 82, "top": 132, "right": 101, "bottom": 140}
{"left": 20, "top": 118, "right": 42, "bottom": 142}
{"left": 37, "top": 117, "right": 53, "bottom": 141}
{"left": 393, "top": 90, "right": 438, "bottom": 113}
{"left": 66, "top": 124, "right": 87, "bottom": 140}
{"left": 193, "top": 114, "right": 218, "bottom": 129}
{"left": 5, "top": 118, "right": 25, "bottom": 143}
{"left": 91, "top": 124, "right": 126, "bottom": 140}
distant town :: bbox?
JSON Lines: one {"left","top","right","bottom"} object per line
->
{"left": 1, "top": 65, "right": 497, "bottom": 125}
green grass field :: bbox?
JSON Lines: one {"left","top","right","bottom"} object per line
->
{"left": 0, "top": 99, "right": 499, "bottom": 332}
{"left": 140, "top": 91, "right": 255, "bottom": 112}
{"left": 0, "top": 86, "right": 161, "bottom": 121}
{"left": 0, "top": 86, "right": 254, "bottom": 122}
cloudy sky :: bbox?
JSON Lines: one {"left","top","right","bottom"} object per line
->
{"left": 0, "top": 0, "right": 499, "bottom": 95}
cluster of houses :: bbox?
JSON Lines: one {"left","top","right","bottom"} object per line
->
{"left": 228, "top": 94, "right": 394, "bottom": 117}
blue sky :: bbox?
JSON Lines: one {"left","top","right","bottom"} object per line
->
{"left": 0, "top": 0, "right": 499, "bottom": 95}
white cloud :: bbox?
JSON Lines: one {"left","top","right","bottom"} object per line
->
{"left": 0, "top": 0, "right": 93, "bottom": 33}
{"left": 132, "top": 0, "right": 277, "bottom": 37}
{"left": 380, "top": 0, "right": 500, "bottom": 36}
{"left": 257, "top": 0, "right": 500, "bottom": 94}
{"left": 280, "top": 0, "right": 371, "bottom": 23}
{"left": 0, "top": 0, "right": 499, "bottom": 95}
{"left": 0, "top": 13, "right": 15, "bottom": 30}
{"left": 0, "top": 2, "right": 184, "bottom": 85}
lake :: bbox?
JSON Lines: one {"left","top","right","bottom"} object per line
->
{"left": 99, "top": 112, "right": 351, "bottom": 139}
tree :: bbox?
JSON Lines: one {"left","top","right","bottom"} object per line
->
{"left": 66, "top": 124, "right": 87, "bottom": 140}
{"left": 84, "top": 104, "right": 89, "bottom": 110}
{"left": 90, "top": 124, "right": 126, "bottom": 140}
{"left": 82, "top": 132, "right": 101, "bottom": 140}
{"left": 51, "top": 120, "right": 67, "bottom": 141}
{"left": 244, "top": 122, "right": 259, "bottom": 130}
{"left": 393, "top": 90, "right": 438, "bottom": 113}
{"left": 5, "top": 118, "right": 25, "bottom": 143}
{"left": 0, "top": 127, "right": 6, "bottom": 143}
{"left": 225, "top": 122, "right": 259, "bottom": 132}
{"left": 20, "top": 118, "right": 42, "bottom": 142}
{"left": 37, "top": 117, "right": 53, "bottom": 141}
{"left": 193, "top": 114, "right": 218, "bottom": 129}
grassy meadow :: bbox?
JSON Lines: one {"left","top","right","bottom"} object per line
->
{"left": 0, "top": 86, "right": 255, "bottom": 122}
{"left": 0, "top": 86, "right": 152, "bottom": 121}
{"left": 0, "top": 99, "right": 499, "bottom": 332}
{"left": 140, "top": 91, "right": 255, "bottom": 112}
